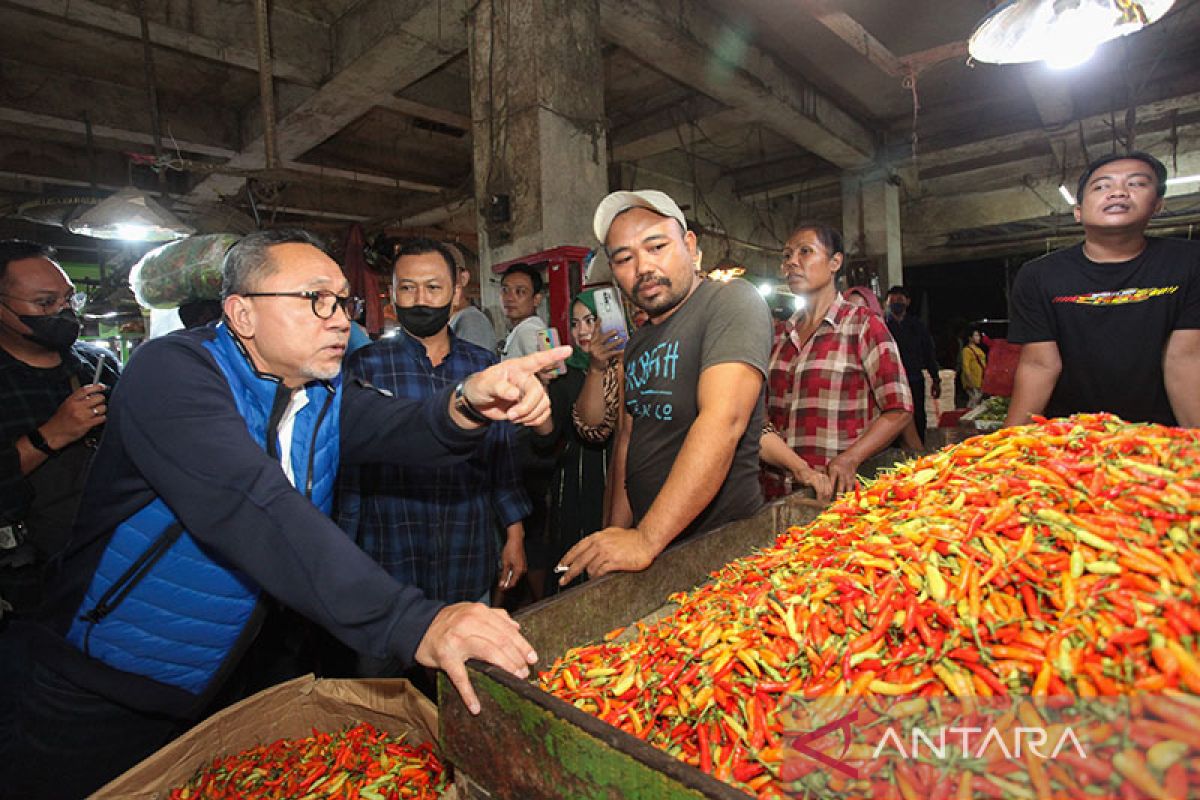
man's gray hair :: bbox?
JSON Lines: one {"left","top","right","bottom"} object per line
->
{"left": 221, "top": 228, "right": 327, "bottom": 299}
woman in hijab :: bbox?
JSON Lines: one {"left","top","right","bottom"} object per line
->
{"left": 526, "top": 289, "right": 624, "bottom": 598}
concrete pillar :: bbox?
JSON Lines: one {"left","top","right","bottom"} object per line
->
{"left": 841, "top": 172, "right": 903, "bottom": 291}
{"left": 467, "top": 0, "right": 608, "bottom": 320}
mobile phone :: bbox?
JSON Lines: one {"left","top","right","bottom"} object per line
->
{"left": 593, "top": 287, "right": 629, "bottom": 350}
{"left": 537, "top": 328, "right": 567, "bottom": 376}
{"left": 92, "top": 357, "right": 105, "bottom": 387}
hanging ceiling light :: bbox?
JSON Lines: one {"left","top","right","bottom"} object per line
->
{"left": 968, "top": 0, "right": 1176, "bottom": 68}
{"left": 67, "top": 187, "right": 194, "bottom": 242}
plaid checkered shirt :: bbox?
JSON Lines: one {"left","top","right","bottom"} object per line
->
{"left": 0, "top": 341, "right": 120, "bottom": 523}
{"left": 764, "top": 295, "right": 912, "bottom": 497}
{"left": 336, "top": 331, "right": 530, "bottom": 604}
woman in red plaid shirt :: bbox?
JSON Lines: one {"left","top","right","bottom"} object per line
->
{"left": 760, "top": 224, "right": 914, "bottom": 498}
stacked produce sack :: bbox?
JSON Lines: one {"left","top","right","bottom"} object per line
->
{"left": 129, "top": 234, "right": 239, "bottom": 309}
{"left": 539, "top": 414, "right": 1200, "bottom": 799}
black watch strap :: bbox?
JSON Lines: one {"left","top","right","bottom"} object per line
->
{"left": 453, "top": 381, "right": 491, "bottom": 425}
{"left": 27, "top": 427, "right": 59, "bottom": 457}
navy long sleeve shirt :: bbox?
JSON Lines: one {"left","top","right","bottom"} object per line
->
{"left": 337, "top": 332, "right": 530, "bottom": 603}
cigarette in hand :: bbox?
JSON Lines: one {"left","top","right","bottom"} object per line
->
{"left": 554, "top": 564, "right": 569, "bottom": 574}
{"left": 504, "top": 568, "right": 513, "bottom": 588}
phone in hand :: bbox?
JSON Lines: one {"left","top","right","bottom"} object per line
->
{"left": 537, "top": 328, "right": 567, "bottom": 377}
{"left": 593, "top": 287, "right": 629, "bottom": 351}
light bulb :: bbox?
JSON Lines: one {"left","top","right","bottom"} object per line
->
{"left": 115, "top": 223, "right": 153, "bottom": 241}
{"left": 1045, "top": 40, "right": 1097, "bottom": 69}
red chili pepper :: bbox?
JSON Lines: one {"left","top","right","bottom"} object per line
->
{"left": 1019, "top": 584, "right": 1042, "bottom": 621}
{"left": 697, "top": 721, "right": 713, "bottom": 774}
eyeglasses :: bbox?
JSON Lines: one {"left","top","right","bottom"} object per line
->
{"left": 0, "top": 291, "right": 88, "bottom": 313}
{"left": 242, "top": 291, "right": 365, "bottom": 320}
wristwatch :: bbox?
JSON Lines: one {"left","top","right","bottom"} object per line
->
{"left": 27, "top": 427, "right": 59, "bottom": 458}
{"left": 453, "top": 381, "right": 491, "bottom": 425}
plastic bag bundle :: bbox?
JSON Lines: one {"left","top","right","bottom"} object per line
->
{"left": 129, "top": 234, "right": 239, "bottom": 309}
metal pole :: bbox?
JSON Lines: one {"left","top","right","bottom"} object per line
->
{"left": 254, "top": 0, "right": 280, "bottom": 170}
{"left": 136, "top": 0, "right": 168, "bottom": 196}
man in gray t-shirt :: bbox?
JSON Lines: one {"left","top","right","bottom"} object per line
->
{"left": 557, "top": 190, "right": 771, "bottom": 584}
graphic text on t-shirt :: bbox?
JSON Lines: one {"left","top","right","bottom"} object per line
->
{"left": 1052, "top": 286, "right": 1178, "bottom": 306}
{"left": 625, "top": 339, "right": 680, "bottom": 420}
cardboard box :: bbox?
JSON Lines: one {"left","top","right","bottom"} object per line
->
{"left": 94, "top": 675, "right": 442, "bottom": 799}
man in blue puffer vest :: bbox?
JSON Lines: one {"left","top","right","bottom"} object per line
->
{"left": 0, "top": 229, "right": 570, "bottom": 798}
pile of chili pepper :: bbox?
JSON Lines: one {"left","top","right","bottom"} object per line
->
{"left": 537, "top": 414, "right": 1200, "bottom": 798}
{"left": 168, "top": 722, "right": 446, "bottom": 800}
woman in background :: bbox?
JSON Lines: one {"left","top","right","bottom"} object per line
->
{"left": 960, "top": 327, "right": 988, "bottom": 408}
{"left": 526, "top": 290, "right": 623, "bottom": 598}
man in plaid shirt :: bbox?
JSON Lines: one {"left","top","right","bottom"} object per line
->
{"left": 762, "top": 225, "right": 913, "bottom": 498}
{"left": 337, "top": 239, "right": 530, "bottom": 636}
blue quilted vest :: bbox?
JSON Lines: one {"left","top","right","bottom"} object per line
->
{"left": 66, "top": 324, "right": 342, "bottom": 695}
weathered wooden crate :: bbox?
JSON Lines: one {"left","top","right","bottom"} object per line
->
{"left": 439, "top": 494, "right": 827, "bottom": 800}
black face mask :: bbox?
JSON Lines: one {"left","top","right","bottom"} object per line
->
{"left": 395, "top": 302, "right": 452, "bottom": 339}
{"left": 14, "top": 307, "right": 81, "bottom": 351}
{"left": 887, "top": 302, "right": 907, "bottom": 318}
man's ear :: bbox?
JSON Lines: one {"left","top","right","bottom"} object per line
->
{"left": 830, "top": 252, "right": 844, "bottom": 273}
{"left": 1073, "top": 205, "right": 1082, "bottom": 224}
{"left": 1152, "top": 197, "right": 1166, "bottom": 217}
{"left": 223, "top": 295, "right": 255, "bottom": 338}
{"left": 683, "top": 229, "right": 700, "bottom": 264}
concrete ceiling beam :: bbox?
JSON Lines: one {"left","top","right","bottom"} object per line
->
{"left": 737, "top": 174, "right": 841, "bottom": 202}
{"left": 598, "top": 0, "right": 876, "bottom": 169}
{"left": 794, "top": 0, "right": 906, "bottom": 77}
{"left": 0, "top": 135, "right": 161, "bottom": 193}
{"left": 904, "top": 179, "right": 1067, "bottom": 245}
{"left": 282, "top": 161, "right": 445, "bottom": 193}
{"left": 0, "top": 108, "right": 446, "bottom": 193}
{"left": 242, "top": 180, "right": 416, "bottom": 220}
{"left": 329, "top": 0, "right": 463, "bottom": 74}
{"left": 3, "top": 0, "right": 325, "bottom": 87}
{"left": 898, "top": 41, "right": 969, "bottom": 75}
{"left": 187, "top": 0, "right": 470, "bottom": 203}
{"left": 0, "top": 58, "right": 238, "bottom": 154}
{"left": 904, "top": 138, "right": 1200, "bottom": 255}
{"left": 378, "top": 97, "right": 472, "bottom": 130}
{"left": 611, "top": 102, "right": 744, "bottom": 162}
{"left": 904, "top": 90, "right": 1200, "bottom": 180}
{"left": 728, "top": 153, "right": 835, "bottom": 187}
{"left": 0, "top": 107, "right": 237, "bottom": 160}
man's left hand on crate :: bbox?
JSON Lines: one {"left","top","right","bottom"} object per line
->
{"left": 415, "top": 603, "right": 539, "bottom": 714}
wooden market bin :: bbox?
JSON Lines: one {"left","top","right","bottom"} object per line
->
{"left": 439, "top": 493, "right": 827, "bottom": 800}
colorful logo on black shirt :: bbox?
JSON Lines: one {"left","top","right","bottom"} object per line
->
{"left": 1052, "top": 286, "right": 1178, "bottom": 306}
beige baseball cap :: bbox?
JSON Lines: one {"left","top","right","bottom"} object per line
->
{"left": 592, "top": 190, "right": 687, "bottom": 244}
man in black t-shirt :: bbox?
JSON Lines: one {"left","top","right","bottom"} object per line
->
{"left": 1005, "top": 151, "right": 1200, "bottom": 428}
{"left": 556, "top": 190, "right": 772, "bottom": 584}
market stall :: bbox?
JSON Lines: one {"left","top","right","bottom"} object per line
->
{"left": 441, "top": 414, "right": 1200, "bottom": 799}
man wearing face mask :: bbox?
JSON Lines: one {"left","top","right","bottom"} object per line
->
{"left": 0, "top": 240, "right": 120, "bottom": 614}
{"left": 337, "top": 238, "right": 530, "bottom": 676}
